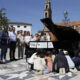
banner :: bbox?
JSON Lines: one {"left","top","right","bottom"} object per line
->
{"left": 30, "top": 41, "right": 54, "bottom": 48}
{"left": 48, "top": 42, "right": 54, "bottom": 48}
{"left": 37, "top": 42, "right": 47, "bottom": 48}
{"left": 30, "top": 42, "right": 37, "bottom": 48}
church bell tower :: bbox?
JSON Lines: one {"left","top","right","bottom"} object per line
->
{"left": 44, "top": 0, "right": 52, "bottom": 19}
{"left": 44, "top": 0, "right": 52, "bottom": 31}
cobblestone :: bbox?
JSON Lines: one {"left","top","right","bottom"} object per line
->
{"left": 0, "top": 59, "right": 80, "bottom": 80}
{"left": 0, "top": 48, "right": 80, "bottom": 80}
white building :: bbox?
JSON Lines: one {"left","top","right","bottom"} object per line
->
{"left": 8, "top": 22, "right": 32, "bottom": 34}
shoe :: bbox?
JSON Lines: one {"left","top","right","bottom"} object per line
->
{"left": 21, "top": 57, "right": 23, "bottom": 59}
{"left": 0, "top": 61, "right": 6, "bottom": 64}
{"left": 35, "top": 70, "right": 43, "bottom": 75}
{"left": 38, "top": 70, "right": 43, "bottom": 75}
{"left": 10, "top": 59, "right": 14, "bottom": 61}
{"left": 70, "top": 68, "right": 78, "bottom": 73}
{"left": 3, "top": 59, "right": 6, "bottom": 63}
{"left": 10, "top": 59, "right": 13, "bottom": 61}
{"left": 0, "top": 61, "right": 2, "bottom": 64}
{"left": 13, "top": 58, "right": 17, "bottom": 61}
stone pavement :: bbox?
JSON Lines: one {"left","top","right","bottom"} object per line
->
{"left": 0, "top": 59, "right": 80, "bottom": 80}
{"left": 0, "top": 48, "right": 80, "bottom": 80}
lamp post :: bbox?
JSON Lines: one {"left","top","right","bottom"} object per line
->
{"left": 63, "top": 10, "right": 70, "bottom": 26}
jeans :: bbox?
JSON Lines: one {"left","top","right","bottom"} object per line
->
{"left": 0, "top": 45, "right": 8, "bottom": 61}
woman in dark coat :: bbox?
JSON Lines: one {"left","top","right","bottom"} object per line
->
{"left": 53, "top": 50, "right": 69, "bottom": 73}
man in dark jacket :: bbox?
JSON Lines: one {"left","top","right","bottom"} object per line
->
{"left": 0, "top": 26, "right": 9, "bottom": 63}
{"left": 53, "top": 49, "right": 69, "bottom": 73}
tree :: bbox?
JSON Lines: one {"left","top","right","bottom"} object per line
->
{"left": 0, "top": 8, "right": 9, "bottom": 30}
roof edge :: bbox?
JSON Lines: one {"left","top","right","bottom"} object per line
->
{"left": 8, "top": 22, "right": 32, "bottom": 26}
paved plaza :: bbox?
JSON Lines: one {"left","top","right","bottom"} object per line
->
{"left": 0, "top": 48, "right": 80, "bottom": 80}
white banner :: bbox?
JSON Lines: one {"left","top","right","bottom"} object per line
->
{"left": 30, "top": 42, "right": 54, "bottom": 48}
{"left": 48, "top": 42, "right": 54, "bottom": 48}
{"left": 37, "top": 42, "right": 47, "bottom": 48}
{"left": 30, "top": 42, "right": 37, "bottom": 48}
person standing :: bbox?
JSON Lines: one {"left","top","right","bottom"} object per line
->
{"left": 40, "top": 32, "right": 46, "bottom": 41}
{"left": 35, "top": 34, "right": 40, "bottom": 41}
{"left": 46, "top": 33, "right": 51, "bottom": 41}
{"left": 0, "top": 26, "right": 9, "bottom": 63}
{"left": 17, "top": 30, "right": 24, "bottom": 59}
{"left": 24, "top": 31, "right": 31, "bottom": 61}
{"left": 9, "top": 27, "right": 17, "bottom": 61}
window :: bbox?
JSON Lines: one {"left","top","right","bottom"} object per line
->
{"left": 45, "top": 13, "right": 47, "bottom": 18}
{"left": 24, "top": 26, "right": 26, "bottom": 28}
{"left": 17, "top": 25, "right": 20, "bottom": 28}
{"left": 46, "top": 5, "right": 48, "bottom": 9}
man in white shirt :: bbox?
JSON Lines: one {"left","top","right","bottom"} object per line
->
{"left": 9, "top": 27, "right": 17, "bottom": 61}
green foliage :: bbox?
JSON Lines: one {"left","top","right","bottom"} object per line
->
{"left": 0, "top": 8, "right": 9, "bottom": 30}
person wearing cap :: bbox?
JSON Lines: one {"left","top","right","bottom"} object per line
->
{"left": 24, "top": 31, "right": 31, "bottom": 61}
{"left": 0, "top": 26, "right": 9, "bottom": 63}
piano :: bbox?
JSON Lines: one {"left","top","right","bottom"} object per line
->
{"left": 40, "top": 18, "right": 80, "bottom": 57}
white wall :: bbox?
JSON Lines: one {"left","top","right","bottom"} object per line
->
{"left": 9, "top": 24, "right": 31, "bottom": 34}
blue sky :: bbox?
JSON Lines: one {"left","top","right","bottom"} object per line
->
{"left": 0, "top": 0, "right": 80, "bottom": 34}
